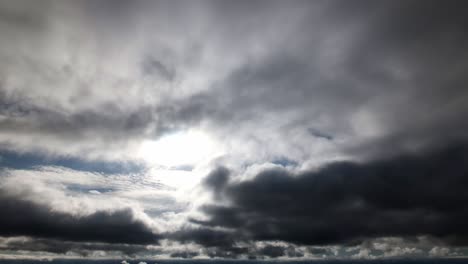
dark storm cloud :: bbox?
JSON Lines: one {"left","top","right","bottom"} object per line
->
{"left": 193, "top": 142, "right": 468, "bottom": 246}
{"left": 165, "top": 227, "right": 306, "bottom": 259}
{"left": 256, "top": 244, "right": 304, "bottom": 258}
{"left": 165, "top": 227, "right": 252, "bottom": 259}
{"left": 205, "top": 246, "right": 250, "bottom": 259}
{"left": 202, "top": 166, "right": 230, "bottom": 197}
{"left": 204, "top": 246, "right": 249, "bottom": 259}
{"left": 166, "top": 228, "right": 236, "bottom": 248}
{"left": 0, "top": 192, "right": 159, "bottom": 244}
{"left": 170, "top": 251, "right": 199, "bottom": 259}
{"left": 258, "top": 245, "right": 285, "bottom": 258}
{"left": 1, "top": 237, "right": 148, "bottom": 255}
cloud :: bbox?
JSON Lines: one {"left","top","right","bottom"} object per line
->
{"left": 429, "top": 246, "right": 451, "bottom": 257}
{"left": 0, "top": 236, "right": 148, "bottom": 256}
{"left": 202, "top": 166, "right": 230, "bottom": 198}
{"left": 0, "top": 166, "right": 167, "bottom": 247}
{"left": 0, "top": 191, "right": 159, "bottom": 244}
{"left": 0, "top": 0, "right": 468, "bottom": 167}
{"left": 193, "top": 142, "right": 468, "bottom": 246}
{"left": 2, "top": 0, "right": 468, "bottom": 259}
{"left": 170, "top": 251, "right": 199, "bottom": 259}
{"left": 203, "top": 246, "right": 249, "bottom": 259}
{"left": 258, "top": 245, "right": 285, "bottom": 258}
{"left": 166, "top": 228, "right": 237, "bottom": 248}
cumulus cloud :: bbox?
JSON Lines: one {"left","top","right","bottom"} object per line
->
{"left": 0, "top": 191, "right": 159, "bottom": 244}
{"left": 192, "top": 143, "right": 468, "bottom": 246}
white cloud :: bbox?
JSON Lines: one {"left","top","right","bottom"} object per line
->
{"left": 429, "top": 247, "right": 451, "bottom": 257}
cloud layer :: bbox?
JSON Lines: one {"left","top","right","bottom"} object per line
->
{"left": 0, "top": 194, "right": 158, "bottom": 245}
{"left": 1, "top": 0, "right": 468, "bottom": 260}
{"left": 195, "top": 143, "right": 468, "bottom": 246}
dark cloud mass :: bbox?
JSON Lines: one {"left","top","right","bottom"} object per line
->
{"left": 166, "top": 228, "right": 236, "bottom": 248}
{"left": 258, "top": 245, "right": 286, "bottom": 258}
{"left": 194, "top": 143, "right": 468, "bottom": 246}
{"left": 170, "top": 251, "right": 200, "bottom": 259}
{"left": 0, "top": 192, "right": 159, "bottom": 244}
{"left": 0, "top": 237, "right": 148, "bottom": 256}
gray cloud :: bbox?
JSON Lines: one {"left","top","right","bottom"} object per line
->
{"left": 0, "top": 191, "right": 159, "bottom": 244}
{"left": 166, "top": 228, "right": 237, "bottom": 248}
{"left": 0, "top": 237, "right": 148, "bottom": 256}
{"left": 258, "top": 245, "right": 286, "bottom": 258}
{"left": 1, "top": 0, "right": 467, "bottom": 163}
{"left": 2, "top": 0, "right": 468, "bottom": 259}
{"left": 193, "top": 142, "right": 468, "bottom": 246}
{"left": 202, "top": 166, "right": 230, "bottom": 198}
{"left": 170, "top": 251, "right": 199, "bottom": 259}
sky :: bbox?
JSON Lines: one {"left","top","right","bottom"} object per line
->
{"left": 1, "top": 0, "right": 468, "bottom": 260}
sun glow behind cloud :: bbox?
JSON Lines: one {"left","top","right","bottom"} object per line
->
{"left": 138, "top": 130, "right": 223, "bottom": 190}
{"left": 138, "top": 130, "right": 221, "bottom": 168}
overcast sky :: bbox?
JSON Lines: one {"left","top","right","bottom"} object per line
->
{"left": 1, "top": 0, "right": 468, "bottom": 260}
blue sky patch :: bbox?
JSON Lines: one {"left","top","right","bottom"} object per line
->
{"left": 0, "top": 149, "right": 145, "bottom": 174}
